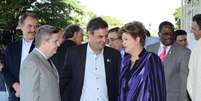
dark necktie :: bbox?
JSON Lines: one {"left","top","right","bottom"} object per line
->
{"left": 47, "top": 59, "right": 53, "bottom": 67}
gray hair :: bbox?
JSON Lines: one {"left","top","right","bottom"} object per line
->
{"left": 18, "top": 12, "right": 38, "bottom": 28}
{"left": 35, "top": 25, "right": 60, "bottom": 47}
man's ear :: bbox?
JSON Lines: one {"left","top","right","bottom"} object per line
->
{"left": 158, "top": 32, "right": 161, "bottom": 37}
{"left": 72, "top": 32, "right": 77, "bottom": 38}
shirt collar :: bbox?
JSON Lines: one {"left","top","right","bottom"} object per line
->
{"left": 160, "top": 42, "right": 171, "bottom": 48}
{"left": 23, "top": 39, "right": 33, "bottom": 45}
{"left": 87, "top": 43, "right": 104, "bottom": 56}
{"left": 35, "top": 48, "right": 49, "bottom": 60}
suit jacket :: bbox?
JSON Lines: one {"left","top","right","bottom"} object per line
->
{"left": 20, "top": 48, "right": 61, "bottom": 101}
{"left": 51, "top": 40, "right": 76, "bottom": 75}
{"left": 2, "top": 39, "right": 34, "bottom": 101}
{"left": 60, "top": 43, "right": 121, "bottom": 101}
{"left": 147, "top": 42, "right": 191, "bottom": 101}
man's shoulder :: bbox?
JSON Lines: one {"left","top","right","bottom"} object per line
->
{"left": 64, "top": 43, "right": 87, "bottom": 57}
{"left": 23, "top": 50, "right": 37, "bottom": 62}
{"left": 105, "top": 46, "right": 119, "bottom": 53}
{"left": 6, "top": 40, "right": 21, "bottom": 50}
{"left": 22, "top": 50, "right": 42, "bottom": 67}
{"left": 68, "top": 43, "right": 87, "bottom": 51}
{"left": 104, "top": 46, "right": 121, "bottom": 58}
{"left": 172, "top": 43, "right": 191, "bottom": 54}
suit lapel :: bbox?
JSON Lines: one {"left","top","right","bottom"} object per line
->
{"left": 79, "top": 44, "right": 87, "bottom": 87}
{"left": 29, "top": 40, "right": 35, "bottom": 53}
{"left": 18, "top": 39, "right": 35, "bottom": 65}
{"left": 49, "top": 60, "right": 59, "bottom": 81}
{"left": 164, "top": 44, "right": 175, "bottom": 65}
{"left": 103, "top": 47, "right": 111, "bottom": 87}
{"left": 16, "top": 40, "right": 23, "bottom": 68}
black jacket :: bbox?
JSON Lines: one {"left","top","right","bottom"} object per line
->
{"left": 60, "top": 43, "right": 121, "bottom": 101}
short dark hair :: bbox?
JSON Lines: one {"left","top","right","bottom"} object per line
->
{"left": 120, "top": 21, "right": 146, "bottom": 47}
{"left": 145, "top": 29, "right": 151, "bottom": 37}
{"left": 173, "top": 30, "right": 187, "bottom": 41}
{"left": 193, "top": 14, "right": 201, "bottom": 30}
{"left": 87, "top": 17, "right": 108, "bottom": 34}
{"left": 18, "top": 12, "right": 38, "bottom": 28}
{"left": 158, "top": 21, "right": 174, "bottom": 33}
{"left": 35, "top": 25, "right": 60, "bottom": 47}
{"left": 108, "top": 27, "right": 121, "bottom": 39}
{"left": 64, "top": 24, "right": 82, "bottom": 39}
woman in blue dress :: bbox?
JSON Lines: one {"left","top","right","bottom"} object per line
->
{"left": 119, "top": 21, "right": 166, "bottom": 101}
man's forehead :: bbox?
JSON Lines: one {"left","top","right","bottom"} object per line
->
{"left": 161, "top": 27, "right": 173, "bottom": 34}
{"left": 108, "top": 32, "right": 118, "bottom": 37}
{"left": 93, "top": 28, "right": 108, "bottom": 35}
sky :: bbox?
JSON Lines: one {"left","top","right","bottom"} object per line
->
{"left": 78, "top": 0, "right": 181, "bottom": 33}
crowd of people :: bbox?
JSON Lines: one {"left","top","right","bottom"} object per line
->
{"left": 0, "top": 12, "right": 201, "bottom": 101}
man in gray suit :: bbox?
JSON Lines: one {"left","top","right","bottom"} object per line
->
{"left": 147, "top": 21, "right": 191, "bottom": 101}
{"left": 20, "top": 25, "right": 61, "bottom": 101}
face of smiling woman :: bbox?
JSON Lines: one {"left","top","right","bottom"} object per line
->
{"left": 122, "top": 32, "right": 141, "bottom": 54}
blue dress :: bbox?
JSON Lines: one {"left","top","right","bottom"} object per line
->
{"left": 119, "top": 49, "right": 166, "bottom": 101}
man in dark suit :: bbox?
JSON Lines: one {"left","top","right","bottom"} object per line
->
{"left": 2, "top": 12, "right": 38, "bottom": 101}
{"left": 60, "top": 17, "right": 121, "bottom": 101}
{"left": 51, "top": 24, "right": 83, "bottom": 76}
{"left": 147, "top": 21, "right": 191, "bottom": 101}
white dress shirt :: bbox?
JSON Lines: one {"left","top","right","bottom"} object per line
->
{"left": 80, "top": 44, "right": 108, "bottom": 101}
{"left": 187, "top": 38, "right": 201, "bottom": 101}
{"left": 20, "top": 39, "right": 33, "bottom": 65}
{"left": 157, "top": 42, "right": 171, "bottom": 56}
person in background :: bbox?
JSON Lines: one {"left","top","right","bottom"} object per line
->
{"left": 147, "top": 21, "right": 191, "bottom": 101}
{"left": 108, "top": 27, "right": 125, "bottom": 58}
{"left": 51, "top": 24, "right": 83, "bottom": 73}
{"left": 119, "top": 21, "right": 166, "bottom": 101}
{"left": 174, "top": 29, "right": 188, "bottom": 47}
{"left": 20, "top": 25, "right": 61, "bottom": 101}
{"left": 63, "top": 24, "right": 84, "bottom": 45}
{"left": 187, "top": 14, "right": 201, "bottom": 101}
{"left": 144, "top": 29, "right": 159, "bottom": 48}
{"left": 2, "top": 12, "right": 37, "bottom": 101}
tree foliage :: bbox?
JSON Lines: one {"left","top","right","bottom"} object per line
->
{"left": 0, "top": 0, "right": 84, "bottom": 29}
{"left": 101, "top": 16, "right": 124, "bottom": 27}
{"left": 173, "top": 7, "right": 182, "bottom": 29}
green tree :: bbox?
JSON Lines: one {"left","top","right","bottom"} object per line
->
{"left": 173, "top": 7, "right": 182, "bottom": 29}
{"left": 0, "top": 0, "right": 84, "bottom": 29}
{"left": 102, "top": 16, "right": 124, "bottom": 27}
{"left": 0, "top": 0, "right": 35, "bottom": 29}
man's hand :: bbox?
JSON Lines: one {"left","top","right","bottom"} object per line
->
{"left": 12, "top": 82, "right": 20, "bottom": 97}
